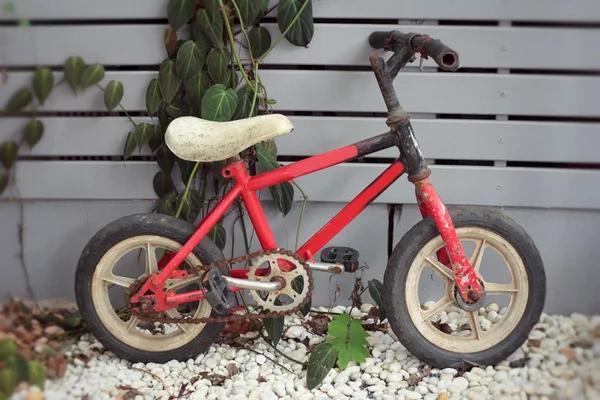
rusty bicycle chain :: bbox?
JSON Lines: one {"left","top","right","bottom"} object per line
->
{"left": 125, "top": 248, "right": 314, "bottom": 325}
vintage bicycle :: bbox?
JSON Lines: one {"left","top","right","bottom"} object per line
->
{"left": 75, "top": 30, "right": 546, "bottom": 368}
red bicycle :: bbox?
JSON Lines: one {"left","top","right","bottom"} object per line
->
{"left": 75, "top": 30, "right": 546, "bottom": 368}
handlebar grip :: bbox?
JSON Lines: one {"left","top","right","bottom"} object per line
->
{"left": 421, "top": 38, "right": 460, "bottom": 71}
{"left": 368, "top": 31, "right": 392, "bottom": 49}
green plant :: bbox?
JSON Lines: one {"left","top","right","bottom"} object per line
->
{"left": 0, "top": 338, "right": 46, "bottom": 397}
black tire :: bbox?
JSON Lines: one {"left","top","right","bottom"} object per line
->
{"left": 75, "top": 213, "right": 228, "bottom": 364}
{"left": 383, "top": 206, "right": 546, "bottom": 368}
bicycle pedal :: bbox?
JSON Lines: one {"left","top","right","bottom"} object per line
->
{"left": 201, "top": 267, "right": 235, "bottom": 315}
{"left": 320, "top": 246, "right": 360, "bottom": 273}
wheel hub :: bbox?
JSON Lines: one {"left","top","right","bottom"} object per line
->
{"left": 454, "top": 280, "right": 486, "bottom": 312}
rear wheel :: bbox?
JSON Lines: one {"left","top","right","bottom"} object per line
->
{"left": 75, "top": 213, "right": 228, "bottom": 363}
{"left": 384, "top": 207, "right": 546, "bottom": 368}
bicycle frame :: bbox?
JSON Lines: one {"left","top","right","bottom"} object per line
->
{"left": 130, "top": 31, "right": 485, "bottom": 312}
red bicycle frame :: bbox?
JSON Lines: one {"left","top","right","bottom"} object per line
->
{"left": 130, "top": 30, "right": 485, "bottom": 311}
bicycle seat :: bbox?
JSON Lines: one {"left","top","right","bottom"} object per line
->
{"left": 164, "top": 114, "right": 294, "bottom": 163}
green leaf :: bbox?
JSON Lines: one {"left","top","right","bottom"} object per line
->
{"left": 149, "top": 123, "right": 165, "bottom": 153}
{"left": 248, "top": 26, "right": 272, "bottom": 59}
{"left": 134, "top": 123, "right": 153, "bottom": 150}
{"left": 307, "top": 342, "right": 338, "bottom": 390}
{"left": 258, "top": 0, "right": 270, "bottom": 12}
{"left": 226, "top": 70, "right": 239, "bottom": 90}
{"left": 156, "top": 194, "right": 177, "bottom": 216}
{"left": 203, "top": 0, "right": 219, "bottom": 16}
{"left": 6, "top": 353, "right": 29, "bottom": 384}
{"left": 177, "top": 158, "right": 197, "bottom": 185}
{"left": 176, "top": 40, "right": 206, "bottom": 81}
{"left": 103, "top": 80, "right": 124, "bottom": 111}
{"left": 326, "top": 313, "right": 369, "bottom": 370}
{"left": 0, "top": 141, "right": 18, "bottom": 170}
{"left": 185, "top": 71, "right": 212, "bottom": 116}
{"left": 208, "top": 223, "right": 226, "bottom": 251}
{"left": 277, "top": 0, "right": 314, "bottom": 48}
{"left": 195, "top": 9, "right": 223, "bottom": 48}
{"left": 24, "top": 119, "right": 44, "bottom": 148}
{"left": 166, "top": 0, "right": 196, "bottom": 31}
{"left": 264, "top": 316, "right": 284, "bottom": 346}
{"left": 63, "top": 56, "right": 86, "bottom": 93}
{"left": 5, "top": 88, "right": 32, "bottom": 112}
{"left": 146, "top": 78, "right": 163, "bottom": 116}
{"left": 164, "top": 28, "right": 179, "bottom": 57}
{"left": 178, "top": 189, "right": 202, "bottom": 223}
{"left": 156, "top": 145, "right": 175, "bottom": 173}
{"left": 166, "top": 100, "right": 194, "bottom": 118}
{"left": 207, "top": 47, "right": 230, "bottom": 84}
{"left": 0, "top": 174, "right": 7, "bottom": 196}
{"left": 237, "top": 0, "right": 260, "bottom": 25}
{"left": 291, "top": 276, "right": 311, "bottom": 317}
{"left": 123, "top": 131, "right": 137, "bottom": 160}
{"left": 201, "top": 84, "right": 238, "bottom": 122}
{"left": 367, "top": 279, "right": 386, "bottom": 321}
{"left": 153, "top": 170, "right": 174, "bottom": 198}
{"left": 232, "top": 85, "right": 257, "bottom": 120}
{"left": 0, "top": 339, "right": 16, "bottom": 361}
{"left": 80, "top": 64, "right": 105, "bottom": 89}
{"left": 32, "top": 67, "right": 54, "bottom": 105}
{"left": 159, "top": 59, "right": 182, "bottom": 104}
{"left": 28, "top": 360, "right": 46, "bottom": 389}
{"left": 156, "top": 103, "right": 171, "bottom": 135}
{"left": 255, "top": 143, "right": 294, "bottom": 216}
{"left": 0, "top": 368, "right": 16, "bottom": 397}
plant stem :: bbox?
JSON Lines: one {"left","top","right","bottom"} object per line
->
{"left": 293, "top": 181, "right": 309, "bottom": 251}
{"left": 259, "top": 0, "right": 312, "bottom": 62}
{"left": 246, "top": 348, "right": 293, "bottom": 374}
{"left": 259, "top": 331, "right": 305, "bottom": 366}
{"left": 219, "top": 0, "right": 253, "bottom": 88}
{"left": 95, "top": 83, "right": 137, "bottom": 127}
{"left": 174, "top": 161, "right": 201, "bottom": 218}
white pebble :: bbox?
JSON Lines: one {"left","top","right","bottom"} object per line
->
{"left": 255, "top": 355, "right": 266, "bottom": 365}
{"left": 450, "top": 377, "right": 469, "bottom": 391}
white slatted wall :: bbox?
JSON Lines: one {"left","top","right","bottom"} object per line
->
{"left": 1, "top": 1, "right": 600, "bottom": 312}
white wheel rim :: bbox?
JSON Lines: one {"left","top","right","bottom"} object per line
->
{"left": 406, "top": 227, "right": 529, "bottom": 353}
{"left": 91, "top": 235, "right": 212, "bottom": 352}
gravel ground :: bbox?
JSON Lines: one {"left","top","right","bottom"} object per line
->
{"left": 11, "top": 305, "right": 600, "bottom": 400}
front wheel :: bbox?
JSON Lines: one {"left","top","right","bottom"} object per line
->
{"left": 384, "top": 206, "right": 546, "bottom": 368}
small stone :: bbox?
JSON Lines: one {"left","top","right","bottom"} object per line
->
{"left": 386, "top": 372, "right": 403, "bottom": 383}
{"left": 558, "top": 348, "right": 576, "bottom": 361}
{"left": 450, "top": 377, "right": 469, "bottom": 392}
{"left": 437, "top": 393, "right": 448, "bottom": 400}
{"left": 486, "top": 303, "right": 499, "bottom": 313}
{"left": 286, "top": 326, "right": 306, "bottom": 339}
{"left": 361, "top": 303, "right": 374, "bottom": 313}
{"left": 440, "top": 368, "right": 458, "bottom": 376}
{"left": 403, "top": 390, "right": 423, "bottom": 399}
{"left": 205, "top": 358, "right": 218, "bottom": 369}
{"left": 499, "top": 307, "right": 507, "bottom": 315}
{"left": 255, "top": 355, "right": 266, "bottom": 365}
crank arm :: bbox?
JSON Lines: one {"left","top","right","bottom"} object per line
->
{"left": 307, "top": 261, "right": 344, "bottom": 275}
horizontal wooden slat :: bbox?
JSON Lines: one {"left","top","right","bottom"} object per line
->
{"left": 3, "top": 116, "right": 600, "bottom": 163}
{"left": 2, "top": 71, "right": 599, "bottom": 116}
{"left": 4, "top": 161, "right": 600, "bottom": 210}
{"left": 3, "top": 0, "right": 599, "bottom": 21}
{"left": 4, "top": 24, "right": 600, "bottom": 70}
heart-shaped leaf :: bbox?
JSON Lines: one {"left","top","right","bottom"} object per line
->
{"left": 176, "top": 40, "right": 206, "bottom": 81}
{"left": 232, "top": 85, "right": 257, "bottom": 120}
{"left": 157, "top": 194, "right": 177, "bottom": 216}
{"left": 258, "top": 0, "right": 270, "bottom": 12}
{"left": 237, "top": 0, "right": 260, "bottom": 26}
{"left": 32, "top": 67, "right": 54, "bottom": 105}
{"left": 177, "top": 158, "right": 197, "bottom": 185}
{"left": 134, "top": 123, "right": 153, "bottom": 150}
{"left": 207, "top": 47, "right": 230, "bottom": 84}
{"left": 28, "top": 360, "right": 46, "bottom": 389}
{"left": 153, "top": 170, "right": 174, "bottom": 198}
{"left": 226, "top": 70, "right": 239, "bottom": 90}
{"left": 367, "top": 279, "right": 386, "bottom": 321}
{"left": 149, "top": 124, "right": 165, "bottom": 153}
{"left": 307, "top": 343, "right": 338, "bottom": 390}
{"left": 146, "top": 78, "right": 163, "bottom": 116}
{"left": 201, "top": 84, "right": 238, "bottom": 122}
{"left": 0, "top": 141, "right": 18, "bottom": 170}
{"left": 156, "top": 145, "right": 175, "bottom": 173}
{"left": 264, "top": 317, "right": 284, "bottom": 346}
{"left": 203, "top": 0, "right": 219, "bottom": 16}
{"left": 5, "top": 88, "right": 32, "bottom": 112}
{"left": 178, "top": 189, "right": 203, "bottom": 223}
{"left": 80, "top": 64, "right": 105, "bottom": 89}
{"left": 185, "top": 70, "right": 212, "bottom": 116}
{"left": 24, "top": 119, "right": 44, "bottom": 148}
{"left": 159, "top": 59, "right": 182, "bottom": 104}
{"left": 156, "top": 103, "right": 171, "bottom": 134}
{"left": 123, "top": 131, "right": 137, "bottom": 159}
{"left": 166, "top": 100, "right": 194, "bottom": 118}
{"left": 277, "top": 0, "right": 314, "bottom": 48}
{"left": 166, "top": 0, "right": 196, "bottom": 31}
{"left": 291, "top": 276, "right": 312, "bottom": 317}
{"left": 208, "top": 223, "right": 226, "bottom": 251}
{"left": 164, "top": 28, "right": 178, "bottom": 56}
{"left": 0, "top": 367, "right": 17, "bottom": 397}
{"left": 103, "top": 80, "right": 124, "bottom": 111}
{"left": 256, "top": 143, "right": 294, "bottom": 216}
{"left": 0, "top": 174, "right": 8, "bottom": 195}
{"left": 195, "top": 9, "right": 223, "bottom": 48}
{"left": 63, "top": 56, "right": 85, "bottom": 93}
{"left": 6, "top": 352, "right": 29, "bottom": 384}
{"left": 248, "top": 26, "right": 272, "bottom": 59}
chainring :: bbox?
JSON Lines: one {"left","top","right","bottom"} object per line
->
{"left": 247, "top": 253, "right": 311, "bottom": 313}
{"left": 125, "top": 248, "right": 314, "bottom": 325}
